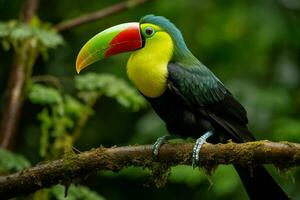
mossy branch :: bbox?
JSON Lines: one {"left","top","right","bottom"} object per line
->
{"left": 1, "top": 140, "right": 300, "bottom": 199}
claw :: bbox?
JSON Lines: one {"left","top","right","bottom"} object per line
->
{"left": 192, "top": 131, "right": 213, "bottom": 168}
{"left": 152, "top": 135, "right": 173, "bottom": 156}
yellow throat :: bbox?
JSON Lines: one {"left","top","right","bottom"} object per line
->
{"left": 127, "top": 26, "right": 174, "bottom": 98}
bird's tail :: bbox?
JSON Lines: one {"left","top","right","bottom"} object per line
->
{"left": 209, "top": 114, "right": 289, "bottom": 199}
{"left": 234, "top": 165, "right": 289, "bottom": 200}
{"left": 225, "top": 124, "right": 289, "bottom": 199}
{"left": 230, "top": 128, "right": 289, "bottom": 199}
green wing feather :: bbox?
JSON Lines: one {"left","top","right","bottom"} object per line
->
{"left": 167, "top": 62, "right": 252, "bottom": 141}
{"left": 168, "top": 63, "right": 227, "bottom": 106}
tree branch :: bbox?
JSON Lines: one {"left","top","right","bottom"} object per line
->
{"left": 21, "top": 0, "right": 39, "bottom": 22}
{"left": 0, "top": 0, "right": 150, "bottom": 148}
{"left": 0, "top": 140, "right": 300, "bottom": 199}
{"left": 54, "top": 0, "right": 151, "bottom": 32}
{"left": 0, "top": 54, "right": 27, "bottom": 149}
{"left": 0, "top": 0, "right": 39, "bottom": 149}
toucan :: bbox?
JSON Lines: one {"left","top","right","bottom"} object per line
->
{"left": 76, "top": 15, "right": 288, "bottom": 199}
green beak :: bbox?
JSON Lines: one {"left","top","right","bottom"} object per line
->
{"left": 76, "top": 22, "right": 143, "bottom": 73}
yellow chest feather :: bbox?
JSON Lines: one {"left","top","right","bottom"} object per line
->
{"left": 127, "top": 32, "right": 173, "bottom": 98}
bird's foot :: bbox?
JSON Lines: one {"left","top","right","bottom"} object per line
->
{"left": 192, "top": 131, "right": 213, "bottom": 168}
{"left": 152, "top": 135, "right": 174, "bottom": 156}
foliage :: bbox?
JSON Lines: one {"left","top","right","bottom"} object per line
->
{"left": 49, "top": 185, "right": 106, "bottom": 200}
{"left": 0, "top": 148, "right": 30, "bottom": 174}
{"left": 27, "top": 74, "right": 145, "bottom": 158}
{"left": 75, "top": 73, "right": 146, "bottom": 111}
{"left": 29, "top": 83, "right": 63, "bottom": 105}
{"left": 0, "top": 0, "right": 300, "bottom": 200}
{"left": 0, "top": 18, "right": 63, "bottom": 57}
{"left": 26, "top": 75, "right": 145, "bottom": 197}
{"left": 28, "top": 83, "right": 85, "bottom": 158}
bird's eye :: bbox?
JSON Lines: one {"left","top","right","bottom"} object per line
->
{"left": 145, "top": 26, "right": 154, "bottom": 37}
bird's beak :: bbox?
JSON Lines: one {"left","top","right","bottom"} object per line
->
{"left": 76, "top": 22, "right": 143, "bottom": 73}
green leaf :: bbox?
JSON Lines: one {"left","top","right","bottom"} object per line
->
{"left": 0, "top": 20, "right": 63, "bottom": 55}
{"left": 75, "top": 73, "right": 146, "bottom": 111}
{"left": 50, "top": 184, "right": 106, "bottom": 200}
{"left": 28, "top": 84, "right": 63, "bottom": 105}
{"left": 1, "top": 39, "right": 11, "bottom": 50}
{"left": 10, "top": 24, "right": 32, "bottom": 40}
{"left": 34, "top": 28, "right": 64, "bottom": 48}
{"left": 0, "top": 148, "right": 31, "bottom": 174}
{"left": 0, "top": 22, "right": 9, "bottom": 37}
{"left": 64, "top": 95, "right": 92, "bottom": 118}
{"left": 38, "top": 108, "right": 52, "bottom": 157}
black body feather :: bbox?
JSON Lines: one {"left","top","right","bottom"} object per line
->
{"left": 147, "top": 63, "right": 288, "bottom": 200}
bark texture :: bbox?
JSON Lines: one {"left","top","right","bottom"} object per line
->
{"left": 0, "top": 141, "right": 300, "bottom": 199}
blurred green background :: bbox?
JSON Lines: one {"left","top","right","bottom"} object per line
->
{"left": 0, "top": 0, "right": 300, "bottom": 199}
